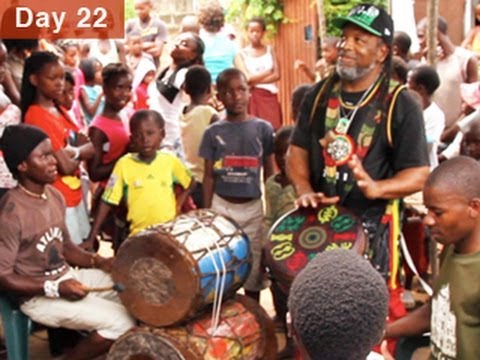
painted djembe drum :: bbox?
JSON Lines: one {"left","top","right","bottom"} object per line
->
{"left": 112, "top": 209, "right": 251, "bottom": 327}
{"left": 264, "top": 204, "right": 366, "bottom": 293}
{"left": 107, "top": 295, "right": 277, "bottom": 360}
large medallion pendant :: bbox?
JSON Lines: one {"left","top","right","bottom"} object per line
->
{"left": 325, "top": 133, "right": 355, "bottom": 166}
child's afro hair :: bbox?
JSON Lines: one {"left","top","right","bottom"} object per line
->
{"left": 288, "top": 249, "right": 388, "bottom": 360}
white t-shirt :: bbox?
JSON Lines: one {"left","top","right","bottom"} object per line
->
{"left": 148, "top": 68, "right": 188, "bottom": 155}
{"left": 423, "top": 102, "right": 445, "bottom": 169}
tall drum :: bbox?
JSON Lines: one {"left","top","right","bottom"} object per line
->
{"left": 112, "top": 209, "right": 251, "bottom": 327}
{"left": 107, "top": 296, "right": 277, "bottom": 360}
{"left": 264, "top": 204, "right": 365, "bottom": 292}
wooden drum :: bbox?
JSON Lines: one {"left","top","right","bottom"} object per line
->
{"left": 264, "top": 204, "right": 365, "bottom": 292}
{"left": 112, "top": 209, "right": 251, "bottom": 327}
{"left": 107, "top": 295, "right": 277, "bottom": 360}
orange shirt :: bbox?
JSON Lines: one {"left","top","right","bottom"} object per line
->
{"left": 24, "top": 105, "right": 82, "bottom": 207}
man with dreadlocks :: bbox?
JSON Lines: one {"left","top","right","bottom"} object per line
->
{"left": 286, "top": 3, "right": 429, "bottom": 352}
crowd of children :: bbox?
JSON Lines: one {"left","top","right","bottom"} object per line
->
{"left": 1, "top": 1, "right": 480, "bottom": 359}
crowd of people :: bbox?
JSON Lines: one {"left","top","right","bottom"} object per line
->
{"left": 0, "top": 0, "right": 479, "bottom": 359}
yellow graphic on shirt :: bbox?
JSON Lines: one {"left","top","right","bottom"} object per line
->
{"left": 60, "top": 176, "right": 81, "bottom": 190}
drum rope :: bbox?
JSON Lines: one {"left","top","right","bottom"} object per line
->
{"left": 191, "top": 217, "right": 227, "bottom": 334}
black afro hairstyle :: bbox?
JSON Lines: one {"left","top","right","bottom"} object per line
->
{"left": 288, "top": 249, "right": 389, "bottom": 360}
{"left": 102, "top": 63, "right": 132, "bottom": 86}
{"left": 129, "top": 109, "right": 165, "bottom": 133}
{"left": 184, "top": 65, "right": 211, "bottom": 98}
{"left": 409, "top": 65, "right": 440, "bottom": 96}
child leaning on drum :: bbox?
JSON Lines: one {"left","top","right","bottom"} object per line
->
{"left": 199, "top": 68, "right": 275, "bottom": 302}
{"left": 86, "top": 109, "right": 196, "bottom": 246}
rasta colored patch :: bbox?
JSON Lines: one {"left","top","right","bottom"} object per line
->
{"left": 317, "top": 205, "right": 339, "bottom": 224}
{"left": 286, "top": 252, "right": 308, "bottom": 273}
{"left": 274, "top": 215, "right": 305, "bottom": 233}
{"left": 271, "top": 242, "right": 295, "bottom": 261}
{"left": 331, "top": 214, "right": 356, "bottom": 233}
{"left": 298, "top": 227, "right": 327, "bottom": 249}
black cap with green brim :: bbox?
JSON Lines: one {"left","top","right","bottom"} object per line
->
{"left": 332, "top": 3, "right": 394, "bottom": 46}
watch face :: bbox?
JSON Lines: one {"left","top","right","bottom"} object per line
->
{"left": 325, "top": 133, "right": 355, "bottom": 166}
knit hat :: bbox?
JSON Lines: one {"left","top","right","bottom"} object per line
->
{"left": 333, "top": 3, "right": 394, "bottom": 46}
{"left": 0, "top": 124, "right": 48, "bottom": 174}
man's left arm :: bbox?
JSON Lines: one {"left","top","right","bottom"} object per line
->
{"left": 348, "top": 156, "right": 429, "bottom": 199}
{"left": 349, "top": 89, "right": 430, "bottom": 200}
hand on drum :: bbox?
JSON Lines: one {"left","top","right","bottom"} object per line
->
{"left": 58, "top": 279, "right": 88, "bottom": 301}
{"left": 95, "top": 256, "right": 114, "bottom": 273}
{"left": 294, "top": 192, "right": 339, "bottom": 208}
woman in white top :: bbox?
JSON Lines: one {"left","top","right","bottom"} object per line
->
{"left": 235, "top": 17, "right": 282, "bottom": 130}
{"left": 148, "top": 32, "right": 205, "bottom": 159}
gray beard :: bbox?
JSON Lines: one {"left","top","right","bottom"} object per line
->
{"left": 336, "top": 61, "right": 377, "bottom": 81}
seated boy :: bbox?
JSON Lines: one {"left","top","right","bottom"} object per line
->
{"left": 288, "top": 249, "right": 390, "bottom": 360}
{"left": 0, "top": 124, "right": 135, "bottom": 360}
{"left": 386, "top": 156, "right": 480, "bottom": 359}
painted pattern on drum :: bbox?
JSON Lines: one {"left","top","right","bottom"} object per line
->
{"left": 298, "top": 227, "right": 327, "bottom": 249}
{"left": 264, "top": 205, "right": 363, "bottom": 290}
{"left": 198, "top": 237, "right": 250, "bottom": 301}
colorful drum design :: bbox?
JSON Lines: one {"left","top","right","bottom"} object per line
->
{"left": 264, "top": 204, "right": 365, "bottom": 292}
{"left": 107, "top": 296, "right": 277, "bottom": 360}
{"left": 112, "top": 209, "right": 251, "bottom": 327}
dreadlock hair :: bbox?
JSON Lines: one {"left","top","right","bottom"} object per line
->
{"left": 289, "top": 249, "right": 389, "bottom": 360}
{"left": 20, "top": 51, "right": 61, "bottom": 120}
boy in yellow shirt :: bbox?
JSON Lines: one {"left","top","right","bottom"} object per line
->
{"left": 86, "top": 110, "right": 195, "bottom": 246}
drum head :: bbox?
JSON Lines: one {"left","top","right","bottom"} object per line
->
{"left": 112, "top": 228, "right": 200, "bottom": 327}
{"left": 107, "top": 327, "right": 200, "bottom": 360}
{"left": 264, "top": 205, "right": 365, "bottom": 289}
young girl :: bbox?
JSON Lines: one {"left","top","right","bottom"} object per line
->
{"left": 132, "top": 57, "right": 156, "bottom": 110}
{"left": 59, "top": 71, "right": 85, "bottom": 129}
{"left": 21, "top": 51, "right": 95, "bottom": 245}
{"left": 79, "top": 57, "right": 104, "bottom": 125}
{"left": 83, "top": 64, "right": 133, "bottom": 251}
{"left": 58, "top": 40, "right": 84, "bottom": 101}
{"left": 235, "top": 17, "right": 282, "bottom": 130}
{"left": 148, "top": 32, "right": 205, "bottom": 159}
{"left": 462, "top": 3, "right": 480, "bottom": 56}
{"left": 180, "top": 65, "right": 219, "bottom": 208}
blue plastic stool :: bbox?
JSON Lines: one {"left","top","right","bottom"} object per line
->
{"left": 0, "top": 294, "right": 31, "bottom": 360}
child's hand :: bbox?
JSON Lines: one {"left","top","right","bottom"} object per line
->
{"left": 75, "top": 132, "right": 90, "bottom": 146}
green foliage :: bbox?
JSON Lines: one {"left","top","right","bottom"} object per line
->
{"left": 125, "top": 0, "right": 135, "bottom": 21}
{"left": 324, "top": 0, "right": 388, "bottom": 36}
{"left": 225, "top": 0, "right": 285, "bottom": 35}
